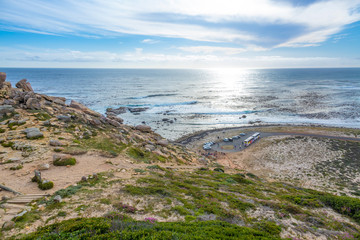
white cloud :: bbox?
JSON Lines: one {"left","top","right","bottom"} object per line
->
{"left": 1, "top": 0, "right": 360, "bottom": 48}
{"left": 141, "top": 39, "right": 159, "bottom": 44}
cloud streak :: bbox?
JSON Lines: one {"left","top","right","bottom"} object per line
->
{"left": 1, "top": 0, "right": 360, "bottom": 49}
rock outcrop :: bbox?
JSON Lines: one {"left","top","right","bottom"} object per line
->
{"left": 0, "top": 72, "right": 6, "bottom": 88}
{"left": 135, "top": 125, "right": 152, "bottom": 133}
{"left": 16, "top": 79, "right": 33, "bottom": 92}
{"left": 70, "top": 100, "right": 102, "bottom": 117}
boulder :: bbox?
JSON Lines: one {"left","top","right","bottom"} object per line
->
{"left": 16, "top": 79, "right": 33, "bottom": 92}
{"left": 69, "top": 100, "right": 101, "bottom": 117}
{"left": 26, "top": 98, "right": 41, "bottom": 110}
{"left": 57, "top": 115, "right": 71, "bottom": 122}
{"left": 53, "top": 195, "right": 62, "bottom": 203}
{"left": 49, "top": 139, "right": 65, "bottom": 146}
{"left": 145, "top": 144, "right": 156, "bottom": 151}
{"left": 0, "top": 105, "right": 15, "bottom": 114}
{"left": 157, "top": 139, "right": 169, "bottom": 147}
{"left": 135, "top": 125, "right": 152, "bottom": 133}
{"left": 0, "top": 72, "right": 6, "bottom": 88}
{"left": 106, "top": 118, "right": 121, "bottom": 127}
{"left": 107, "top": 114, "right": 124, "bottom": 124}
{"left": 24, "top": 128, "right": 43, "bottom": 139}
{"left": 38, "top": 163, "right": 50, "bottom": 171}
{"left": 53, "top": 98, "right": 66, "bottom": 106}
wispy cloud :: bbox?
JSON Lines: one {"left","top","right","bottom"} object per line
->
{"left": 1, "top": 0, "right": 359, "bottom": 48}
{"left": 141, "top": 39, "right": 159, "bottom": 44}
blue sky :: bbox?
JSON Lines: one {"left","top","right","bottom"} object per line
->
{"left": 1, "top": 0, "right": 360, "bottom": 68}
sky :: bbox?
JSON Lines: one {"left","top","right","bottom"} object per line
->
{"left": 1, "top": 0, "right": 360, "bottom": 68}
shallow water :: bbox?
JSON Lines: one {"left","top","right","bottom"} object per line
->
{"left": 2, "top": 68, "right": 360, "bottom": 140}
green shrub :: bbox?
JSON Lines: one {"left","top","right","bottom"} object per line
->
{"left": 0, "top": 128, "right": 5, "bottom": 133}
{"left": 57, "top": 211, "right": 67, "bottom": 217}
{"left": 232, "top": 174, "right": 253, "bottom": 184}
{"left": 53, "top": 157, "right": 76, "bottom": 166}
{"left": 254, "top": 221, "right": 282, "bottom": 236}
{"left": 38, "top": 181, "right": 54, "bottom": 190}
{"left": 213, "top": 167, "right": 224, "bottom": 173}
{"left": 1, "top": 141, "right": 14, "bottom": 148}
{"left": 35, "top": 112, "right": 52, "bottom": 121}
{"left": 10, "top": 164, "right": 23, "bottom": 170}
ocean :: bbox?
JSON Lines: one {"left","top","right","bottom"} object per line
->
{"left": 1, "top": 68, "right": 360, "bottom": 140}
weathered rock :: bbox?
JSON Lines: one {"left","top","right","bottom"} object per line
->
{"left": 0, "top": 105, "right": 15, "bottom": 114}
{"left": 38, "top": 163, "right": 50, "bottom": 171}
{"left": 24, "top": 128, "right": 43, "bottom": 139}
{"left": 15, "top": 210, "right": 28, "bottom": 218}
{"left": 145, "top": 144, "right": 156, "bottom": 151}
{"left": 16, "top": 79, "right": 33, "bottom": 92}
{"left": 52, "top": 98, "right": 66, "bottom": 106}
{"left": 128, "top": 107, "right": 149, "bottom": 113}
{"left": 0, "top": 208, "right": 5, "bottom": 217}
{"left": 57, "top": 115, "right": 71, "bottom": 122}
{"left": 26, "top": 97, "right": 41, "bottom": 110}
{"left": 0, "top": 72, "right": 6, "bottom": 88}
{"left": 81, "top": 176, "right": 87, "bottom": 182}
{"left": 33, "top": 170, "right": 42, "bottom": 182}
{"left": 3, "top": 99, "right": 17, "bottom": 106}
{"left": 49, "top": 139, "right": 65, "bottom": 147}
{"left": 107, "top": 115, "right": 124, "bottom": 124}
{"left": 135, "top": 125, "right": 152, "bottom": 133}
{"left": 53, "top": 195, "right": 62, "bottom": 203}
{"left": 106, "top": 118, "right": 121, "bottom": 127}
{"left": 106, "top": 107, "right": 127, "bottom": 115}
{"left": 157, "top": 139, "right": 169, "bottom": 147}
{"left": 89, "top": 118, "right": 102, "bottom": 126}
{"left": 69, "top": 100, "right": 102, "bottom": 117}
{"left": 2, "top": 221, "right": 15, "bottom": 230}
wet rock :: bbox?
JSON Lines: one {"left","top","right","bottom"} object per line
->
{"left": 2, "top": 221, "right": 15, "bottom": 230}
{"left": 70, "top": 100, "right": 102, "bottom": 117}
{"left": 128, "top": 107, "right": 149, "bottom": 113}
{"left": 242, "top": 115, "right": 247, "bottom": 118}
{"left": 157, "top": 139, "right": 169, "bottom": 147}
{"left": 0, "top": 105, "right": 15, "bottom": 114}
{"left": 26, "top": 98, "right": 41, "bottom": 110}
{"left": 49, "top": 139, "right": 65, "bottom": 146}
{"left": 53, "top": 195, "right": 62, "bottom": 203}
{"left": 24, "top": 128, "right": 43, "bottom": 139}
{"left": 106, "top": 107, "right": 127, "bottom": 115}
{"left": 57, "top": 115, "right": 71, "bottom": 122}
{"left": 16, "top": 79, "right": 33, "bottom": 92}
{"left": 135, "top": 125, "right": 152, "bottom": 133}
{"left": 38, "top": 163, "right": 50, "bottom": 171}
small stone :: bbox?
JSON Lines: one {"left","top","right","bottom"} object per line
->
{"left": 24, "top": 127, "right": 43, "bottom": 139}
{"left": 57, "top": 115, "right": 71, "bottom": 122}
{"left": 53, "top": 195, "right": 62, "bottom": 203}
{"left": 81, "top": 176, "right": 87, "bottom": 182}
{"left": 157, "top": 139, "right": 169, "bottom": 147}
{"left": 38, "top": 163, "right": 50, "bottom": 171}
{"left": 14, "top": 210, "right": 28, "bottom": 218}
{"left": 49, "top": 139, "right": 65, "bottom": 146}
{"left": 0, "top": 105, "right": 15, "bottom": 115}
{"left": 92, "top": 173, "right": 98, "bottom": 179}
{"left": 2, "top": 221, "right": 15, "bottom": 230}
{"left": 38, "top": 205, "right": 45, "bottom": 211}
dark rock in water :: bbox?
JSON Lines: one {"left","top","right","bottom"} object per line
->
{"left": 0, "top": 105, "right": 15, "bottom": 114}
{"left": 26, "top": 98, "right": 41, "bottom": 110}
{"left": 0, "top": 72, "right": 6, "bottom": 88}
{"left": 162, "top": 118, "right": 169, "bottom": 122}
{"left": 106, "top": 107, "right": 127, "bottom": 115}
{"left": 242, "top": 115, "right": 247, "bottom": 118}
{"left": 141, "top": 121, "right": 146, "bottom": 124}
{"left": 16, "top": 79, "right": 33, "bottom": 92}
{"left": 70, "top": 100, "right": 102, "bottom": 117}
{"left": 57, "top": 115, "right": 71, "bottom": 122}
{"left": 135, "top": 125, "right": 152, "bottom": 133}
{"left": 128, "top": 107, "right": 149, "bottom": 113}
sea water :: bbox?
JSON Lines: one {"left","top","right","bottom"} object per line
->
{"left": 1, "top": 68, "right": 360, "bottom": 140}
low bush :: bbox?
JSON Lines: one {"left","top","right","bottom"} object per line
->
{"left": 38, "top": 181, "right": 54, "bottom": 190}
{"left": 53, "top": 157, "right": 76, "bottom": 166}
